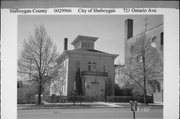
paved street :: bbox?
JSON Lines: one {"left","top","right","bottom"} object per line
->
{"left": 18, "top": 107, "right": 163, "bottom": 119}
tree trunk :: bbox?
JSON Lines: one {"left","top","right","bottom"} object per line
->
{"left": 142, "top": 50, "right": 147, "bottom": 104}
{"left": 143, "top": 65, "right": 147, "bottom": 104}
{"left": 143, "top": 87, "right": 147, "bottom": 104}
{"left": 38, "top": 84, "right": 42, "bottom": 105}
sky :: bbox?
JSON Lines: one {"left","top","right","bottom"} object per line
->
{"left": 18, "top": 15, "right": 163, "bottom": 64}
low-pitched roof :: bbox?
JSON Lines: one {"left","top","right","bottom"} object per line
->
{"left": 56, "top": 48, "right": 118, "bottom": 63}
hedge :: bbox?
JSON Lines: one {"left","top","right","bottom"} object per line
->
{"left": 106, "top": 96, "right": 153, "bottom": 103}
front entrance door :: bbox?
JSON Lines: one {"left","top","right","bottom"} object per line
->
{"left": 85, "top": 80, "right": 103, "bottom": 100}
{"left": 84, "top": 76, "right": 105, "bottom": 101}
{"left": 90, "top": 81, "right": 99, "bottom": 99}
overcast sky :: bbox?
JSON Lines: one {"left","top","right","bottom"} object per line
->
{"left": 18, "top": 15, "right": 163, "bottom": 64}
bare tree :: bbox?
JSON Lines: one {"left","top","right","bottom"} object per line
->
{"left": 50, "top": 63, "right": 67, "bottom": 97}
{"left": 125, "top": 33, "right": 163, "bottom": 104}
{"left": 18, "top": 25, "right": 58, "bottom": 105}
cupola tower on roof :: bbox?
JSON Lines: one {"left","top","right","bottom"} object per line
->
{"left": 71, "top": 35, "right": 98, "bottom": 50}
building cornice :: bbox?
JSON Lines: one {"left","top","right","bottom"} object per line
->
{"left": 56, "top": 49, "right": 118, "bottom": 64}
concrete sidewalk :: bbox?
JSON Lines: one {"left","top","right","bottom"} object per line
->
{"left": 18, "top": 102, "right": 163, "bottom": 110}
{"left": 18, "top": 102, "right": 115, "bottom": 110}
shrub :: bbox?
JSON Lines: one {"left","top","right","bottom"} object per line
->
{"left": 135, "top": 95, "right": 154, "bottom": 103}
{"left": 114, "top": 84, "right": 133, "bottom": 96}
{"left": 107, "top": 96, "right": 132, "bottom": 102}
{"left": 17, "top": 83, "right": 38, "bottom": 104}
{"left": 17, "top": 86, "right": 36, "bottom": 104}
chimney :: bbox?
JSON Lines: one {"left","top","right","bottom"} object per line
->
{"left": 125, "top": 19, "right": 133, "bottom": 40}
{"left": 64, "top": 38, "right": 68, "bottom": 50}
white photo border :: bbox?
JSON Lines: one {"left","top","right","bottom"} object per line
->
{"left": 1, "top": 8, "right": 179, "bottom": 119}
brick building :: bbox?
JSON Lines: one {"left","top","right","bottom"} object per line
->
{"left": 116, "top": 18, "right": 164, "bottom": 103}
